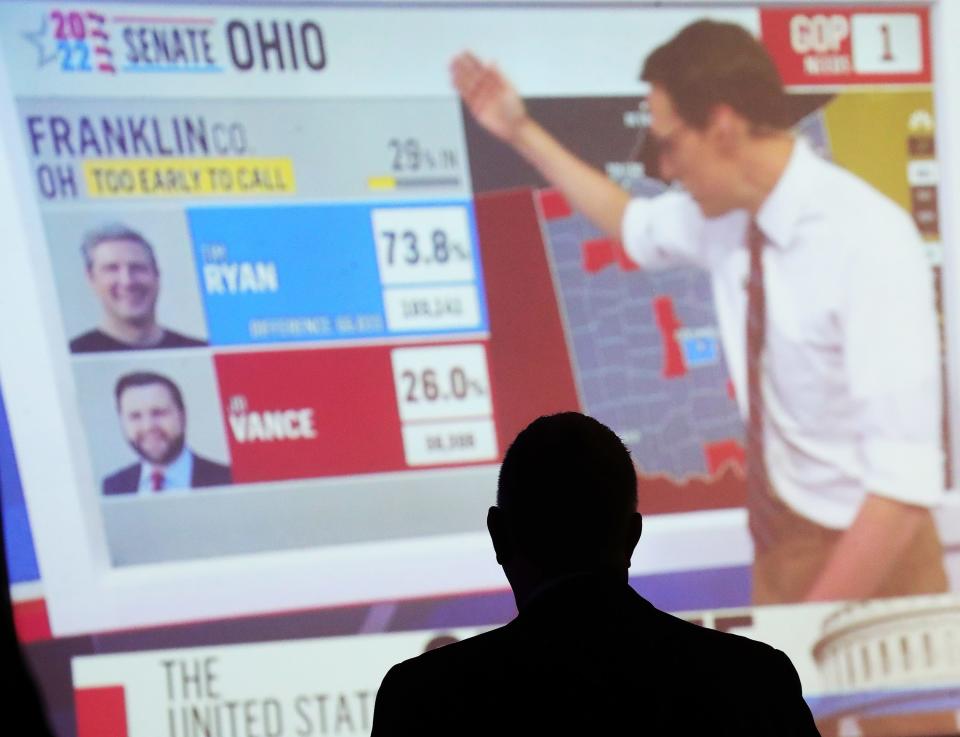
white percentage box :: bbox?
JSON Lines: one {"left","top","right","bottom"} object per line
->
{"left": 401, "top": 419, "right": 498, "bottom": 466}
{"left": 371, "top": 205, "right": 475, "bottom": 285}
{"left": 851, "top": 13, "right": 922, "bottom": 75}
{"left": 907, "top": 160, "right": 939, "bottom": 187}
{"left": 383, "top": 284, "right": 481, "bottom": 333}
{"left": 391, "top": 343, "right": 493, "bottom": 423}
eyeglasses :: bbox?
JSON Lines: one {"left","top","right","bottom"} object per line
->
{"left": 646, "top": 124, "right": 689, "bottom": 160}
{"left": 626, "top": 100, "right": 691, "bottom": 184}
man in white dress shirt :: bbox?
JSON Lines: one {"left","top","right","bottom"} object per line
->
{"left": 451, "top": 19, "right": 947, "bottom": 603}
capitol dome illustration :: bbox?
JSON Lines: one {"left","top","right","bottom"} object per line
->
{"left": 813, "top": 595, "right": 960, "bottom": 692}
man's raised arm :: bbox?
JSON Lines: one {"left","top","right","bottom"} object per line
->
{"left": 450, "top": 52, "right": 630, "bottom": 239}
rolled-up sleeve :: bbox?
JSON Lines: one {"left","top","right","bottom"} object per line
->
{"left": 843, "top": 213, "right": 944, "bottom": 508}
{"left": 620, "top": 190, "right": 713, "bottom": 270}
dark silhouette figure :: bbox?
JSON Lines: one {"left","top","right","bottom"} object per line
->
{"left": 0, "top": 513, "right": 55, "bottom": 737}
{"left": 372, "top": 412, "right": 821, "bottom": 735}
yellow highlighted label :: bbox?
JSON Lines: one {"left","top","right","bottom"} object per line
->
{"left": 83, "top": 158, "right": 296, "bottom": 197}
{"left": 367, "top": 175, "right": 397, "bottom": 191}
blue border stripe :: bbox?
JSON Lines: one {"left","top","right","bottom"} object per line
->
{"left": 632, "top": 565, "right": 751, "bottom": 612}
{"left": 0, "top": 384, "right": 41, "bottom": 584}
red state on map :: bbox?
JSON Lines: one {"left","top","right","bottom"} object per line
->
{"left": 537, "top": 188, "right": 572, "bottom": 220}
{"left": 704, "top": 439, "right": 746, "bottom": 476}
{"left": 582, "top": 238, "right": 639, "bottom": 273}
{"left": 653, "top": 295, "right": 686, "bottom": 379}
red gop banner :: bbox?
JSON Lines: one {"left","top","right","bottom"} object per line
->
{"left": 760, "top": 5, "right": 931, "bottom": 87}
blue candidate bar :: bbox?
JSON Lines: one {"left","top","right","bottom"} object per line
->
{"left": 187, "top": 201, "right": 488, "bottom": 346}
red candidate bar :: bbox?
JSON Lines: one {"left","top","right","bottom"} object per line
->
{"left": 760, "top": 6, "right": 931, "bottom": 87}
{"left": 215, "top": 347, "right": 407, "bottom": 481}
{"left": 12, "top": 597, "right": 51, "bottom": 642}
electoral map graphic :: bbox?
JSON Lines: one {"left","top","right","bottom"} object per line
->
{"left": 513, "top": 101, "right": 836, "bottom": 482}
{"left": 540, "top": 184, "right": 743, "bottom": 480}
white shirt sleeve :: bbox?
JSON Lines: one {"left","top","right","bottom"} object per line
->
{"left": 842, "top": 212, "right": 944, "bottom": 508}
{"left": 620, "top": 190, "right": 712, "bottom": 270}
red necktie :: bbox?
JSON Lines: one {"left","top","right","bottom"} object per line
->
{"left": 150, "top": 470, "right": 165, "bottom": 492}
{"left": 745, "top": 221, "right": 775, "bottom": 551}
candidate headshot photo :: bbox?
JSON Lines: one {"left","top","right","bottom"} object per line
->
{"left": 103, "top": 371, "right": 232, "bottom": 495}
{"left": 70, "top": 223, "right": 207, "bottom": 353}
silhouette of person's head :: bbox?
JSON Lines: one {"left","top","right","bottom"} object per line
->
{"left": 488, "top": 412, "right": 642, "bottom": 607}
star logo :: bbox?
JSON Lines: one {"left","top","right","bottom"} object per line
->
{"left": 22, "top": 14, "right": 59, "bottom": 68}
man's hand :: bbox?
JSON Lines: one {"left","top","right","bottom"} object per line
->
{"left": 449, "top": 51, "right": 630, "bottom": 239}
{"left": 450, "top": 52, "right": 529, "bottom": 143}
{"left": 804, "top": 494, "right": 932, "bottom": 602}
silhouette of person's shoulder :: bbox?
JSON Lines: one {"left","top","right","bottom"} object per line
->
{"left": 372, "top": 574, "right": 820, "bottom": 736}
{"left": 69, "top": 328, "right": 206, "bottom": 353}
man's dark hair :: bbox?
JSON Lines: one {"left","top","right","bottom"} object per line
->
{"left": 641, "top": 19, "right": 788, "bottom": 130}
{"left": 114, "top": 371, "right": 185, "bottom": 412}
{"left": 496, "top": 412, "right": 637, "bottom": 567}
{"left": 81, "top": 223, "right": 158, "bottom": 272}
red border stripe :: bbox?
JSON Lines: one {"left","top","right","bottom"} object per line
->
{"left": 75, "top": 686, "right": 128, "bottom": 737}
{"left": 12, "top": 598, "right": 52, "bottom": 643}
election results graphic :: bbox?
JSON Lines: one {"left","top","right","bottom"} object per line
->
{"left": 216, "top": 342, "right": 499, "bottom": 481}
{"left": 21, "top": 8, "right": 327, "bottom": 76}
{"left": 189, "top": 201, "right": 489, "bottom": 345}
